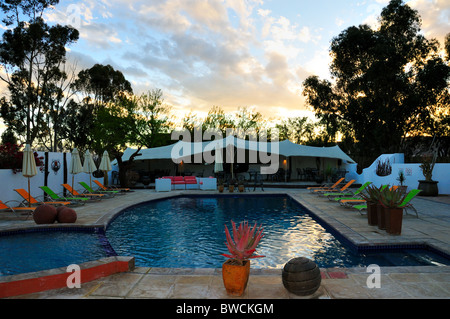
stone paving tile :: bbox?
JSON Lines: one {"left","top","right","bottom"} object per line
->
{"left": 321, "top": 279, "right": 373, "bottom": 299}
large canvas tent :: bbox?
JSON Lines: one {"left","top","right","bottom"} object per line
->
{"left": 114, "top": 137, "right": 355, "bottom": 181}
{"left": 119, "top": 136, "right": 355, "bottom": 164}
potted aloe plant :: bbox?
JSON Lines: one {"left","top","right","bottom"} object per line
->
{"left": 217, "top": 179, "right": 224, "bottom": 193}
{"left": 222, "top": 220, "right": 264, "bottom": 296}
{"left": 379, "top": 187, "right": 407, "bottom": 235}
{"left": 396, "top": 171, "right": 407, "bottom": 194}
{"left": 359, "top": 185, "right": 383, "bottom": 226}
{"left": 228, "top": 178, "right": 237, "bottom": 192}
{"left": 418, "top": 152, "right": 439, "bottom": 196}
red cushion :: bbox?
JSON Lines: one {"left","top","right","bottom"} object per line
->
{"left": 185, "top": 179, "right": 197, "bottom": 184}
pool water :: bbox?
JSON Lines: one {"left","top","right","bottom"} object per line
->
{"left": 0, "top": 231, "right": 111, "bottom": 276}
{"left": 106, "top": 195, "right": 450, "bottom": 269}
{"left": 1, "top": 195, "right": 449, "bottom": 276}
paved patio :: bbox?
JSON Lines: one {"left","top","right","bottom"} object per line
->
{"left": 1, "top": 188, "right": 449, "bottom": 299}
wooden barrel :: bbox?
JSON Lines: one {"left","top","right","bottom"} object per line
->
{"left": 282, "top": 257, "right": 321, "bottom": 296}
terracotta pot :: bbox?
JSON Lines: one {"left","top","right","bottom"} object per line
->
{"left": 218, "top": 185, "right": 224, "bottom": 193}
{"left": 57, "top": 207, "right": 77, "bottom": 223}
{"left": 238, "top": 185, "right": 244, "bottom": 192}
{"left": 377, "top": 204, "right": 386, "bottom": 230}
{"left": 33, "top": 204, "right": 57, "bottom": 224}
{"left": 228, "top": 185, "right": 235, "bottom": 193}
{"left": 367, "top": 202, "right": 378, "bottom": 226}
{"left": 386, "top": 207, "right": 403, "bottom": 235}
{"left": 222, "top": 259, "right": 250, "bottom": 296}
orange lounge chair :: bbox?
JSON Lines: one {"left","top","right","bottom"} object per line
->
{"left": 62, "top": 184, "right": 105, "bottom": 198}
{"left": 93, "top": 180, "right": 131, "bottom": 192}
{"left": 14, "top": 189, "right": 71, "bottom": 207}
{"left": 307, "top": 178, "right": 344, "bottom": 193}
{"left": 314, "top": 179, "right": 356, "bottom": 195}
{"left": 0, "top": 200, "right": 36, "bottom": 219}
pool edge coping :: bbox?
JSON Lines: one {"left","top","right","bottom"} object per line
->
{"left": 0, "top": 256, "right": 135, "bottom": 298}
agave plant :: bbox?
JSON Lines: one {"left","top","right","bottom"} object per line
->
{"left": 360, "top": 185, "right": 384, "bottom": 203}
{"left": 379, "top": 187, "right": 407, "bottom": 208}
{"left": 222, "top": 220, "right": 265, "bottom": 265}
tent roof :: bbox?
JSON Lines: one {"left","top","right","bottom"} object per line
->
{"left": 118, "top": 137, "right": 355, "bottom": 164}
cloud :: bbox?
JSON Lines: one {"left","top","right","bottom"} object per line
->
{"left": 407, "top": 0, "right": 450, "bottom": 46}
{"left": 6, "top": 0, "right": 312, "bottom": 120}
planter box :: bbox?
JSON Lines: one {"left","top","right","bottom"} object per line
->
{"left": 367, "top": 202, "right": 378, "bottom": 226}
{"left": 377, "top": 204, "right": 387, "bottom": 230}
{"left": 385, "top": 208, "right": 403, "bottom": 235}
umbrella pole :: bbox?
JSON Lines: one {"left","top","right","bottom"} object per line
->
{"left": 103, "top": 170, "right": 108, "bottom": 186}
{"left": 28, "top": 178, "right": 31, "bottom": 207}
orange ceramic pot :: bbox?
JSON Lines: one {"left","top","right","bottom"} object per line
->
{"left": 222, "top": 259, "right": 250, "bottom": 296}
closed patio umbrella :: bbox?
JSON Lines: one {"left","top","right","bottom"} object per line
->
{"left": 69, "top": 148, "right": 83, "bottom": 191}
{"left": 83, "top": 150, "right": 97, "bottom": 189}
{"left": 22, "top": 144, "right": 37, "bottom": 207}
{"left": 99, "top": 150, "right": 112, "bottom": 185}
{"left": 214, "top": 142, "right": 223, "bottom": 173}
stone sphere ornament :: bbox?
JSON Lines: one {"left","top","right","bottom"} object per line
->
{"left": 33, "top": 204, "right": 58, "bottom": 224}
{"left": 282, "top": 257, "right": 321, "bottom": 296}
{"left": 56, "top": 207, "right": 77, "bottom": 223}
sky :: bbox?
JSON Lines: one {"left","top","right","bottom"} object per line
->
{"left": 1, "top": 0, "right": 449, "bottom": 126}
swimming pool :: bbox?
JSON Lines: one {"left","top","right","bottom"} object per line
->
{"left": 0, "top": 229, "right": 113, "bottom": 276}
{"left": 1, "top": 194, "right": 449, "bottom": 277}
{"left": 105, "top": 195, "right": 450, "bottom": 269}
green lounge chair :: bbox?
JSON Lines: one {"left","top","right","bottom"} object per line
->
{"left": 341, "top": 185, "right": 390, "bottom": 207}
{"left": 353, "top": 189, "right": 422, "bottom": 217}
{"left": 39, "top": 186, "right": 89, "bottom": 205}
{"left": 327, "top": 181, "right": 372, "bottom": 201}
{"left": 78, "top": 182, "right": 118, "bottom": 196}
{"left": 400, "top": 189, "right": 422, "bottom": 217}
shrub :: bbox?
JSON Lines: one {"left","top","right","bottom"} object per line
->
{"left": 0, "top": 143, "right": 44, "bottom": 173}
{"left": 375, "top": 158, "right": 392, "bottom": 176}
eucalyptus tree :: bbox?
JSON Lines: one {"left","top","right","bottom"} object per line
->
{"left": 0, "top": 0, "right": 79, "bottom": 147}
{"left": 63, "top": 63, "right": 133, "bottom": 151}
{"left": 302, "top": 0, "right": 450, "bottom": 166}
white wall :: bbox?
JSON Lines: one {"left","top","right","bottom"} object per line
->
{"left": 345, "top": 153, "right": 450, "bottom": 194}
{"left": 1, "top": 151, "right": 105, "bottom": 204}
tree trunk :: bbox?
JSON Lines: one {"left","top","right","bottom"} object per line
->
{"left": 113, "top": 147, "right": 142, "bottom": 187}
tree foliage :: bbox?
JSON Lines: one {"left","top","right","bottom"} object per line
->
{"left": 302, "top": 0, "right": 450, "bottom": 166}
{"left": 0, "top": 0, "right": 79, "bottom": 147}
{"left": 73, "top": 63, "right": 133, "bottom": 109}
